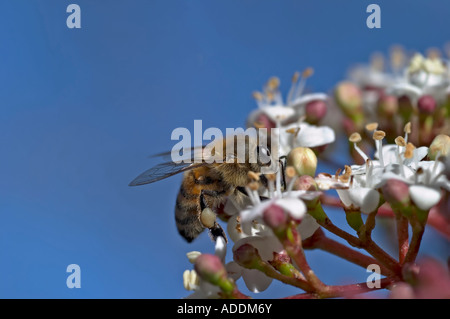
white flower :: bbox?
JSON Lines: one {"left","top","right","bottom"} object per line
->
{"left": 247, "top": 72, "right": 328, "bottom": 127}
{"left": 224, "top": 169, "right": 321, "bottom": 293}
{"left": 277, "top": 122, "right": 335, "bottom": 157}
{"left": 388, "top": 53, "right": 449, "bottom": 105}
{"left": 320, "top": 128, "right": 450, "bottom": 213}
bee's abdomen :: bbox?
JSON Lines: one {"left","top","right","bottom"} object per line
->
{"left": 174, "top": 186, "right": 203, "bottom": 242}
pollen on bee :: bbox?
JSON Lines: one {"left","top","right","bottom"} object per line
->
{"left": 247, "top": 181, "right": 260, "bottom": 191}
{"left": 247, "top": 171, "right": 261, "bottom": 181}
{"left": 200, "top": 207, "right": 216, "bottom": 228}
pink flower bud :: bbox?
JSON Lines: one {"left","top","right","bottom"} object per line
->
{"left": 305, "top": 100, "right": 327, "bottom": 124}
{"left": 335, "top": 82, "right": 362, "bottom": 116}
{"left": 377, "top": 95, "right": 398, "bottom": 117}
{"left": 382, "top": 179, "right": 410, "bottom": 208}
{"left": 418, "top": 95, "right": 436, "bottom": 114}
{"left": 194, "top": 254, "right": 227, "bottom": 283}
{"left": 293, "top": 175, "right": 317, "bottom": 191}
{"left": 256, "top": 114, "right": 276, "bottom": 129}
{"left": 263, "top": 204, "right": 287, "bottom": 230}
{"left": 233, "top": 243, "right": 262, "bottom": 269}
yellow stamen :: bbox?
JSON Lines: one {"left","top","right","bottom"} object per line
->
{"left": 373, "top": 130, "right": 386, "bottom": 141}
{"left": 349, "top": 132, "right": 362, "bottom": 143}
{"left": 252, "top": 91, "right": 263, "bottom": 101}
{"left": 266, "top": 91, "right": 274, "bottom": 102}
{"left": 365, "top": 122, "right": 379, "bottom": 131}
{"left": 302, "top": 67, "right": 314, "bottom": 78}
{"left": 267, "top": 77, "right": 280, "bottom": 91}
{"left": 390, "top": 45, "right": 405, "bottom": 69}
{"left": 404, "top": 122, "right": 412, "bottom": 134}
{"left": 265, "top": 173, "right": 277, "bottom": 182}
{"left": 404, "top": 142, "right": 416, "bottom": 159}
{"left": 285, "top": 166, "right": 296, "bottom": 178}
{"left": 395, "top": 136, "right": 407, "bottom": 147}
{"left": 335, "top": 168, "right": 342, "bottom": 180}
{"left": 253, "top": 121, "right": 265, "bottom": 129}
{"left": 285, "top": 127, "right": 301, "bottom": 137}
{"left": 291, "top": 71, "right": 300, "bottom": 83}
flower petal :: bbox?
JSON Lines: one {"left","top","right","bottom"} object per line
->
{"left": 294, "top": 123, "right": 335, "bottom": 148}
{"left": 274, "top": 197, "right": 306, "bottom": 220}
{"left": 242, "top": 269, "right": 273, "bottom": 293}
{"left": 263, "top": 105, "right": 295, "bottom": 123}
{"left": 290, "top": 93, "right": 328, "bottom": 108}
{"left": 297, "top": 214, "right": 320, "bottom": 239}
{"left": 348, "top": 187, "right": 380, "bottom": 214}
{"left": 409, "top": 185, "right": 442, "bottom": 211}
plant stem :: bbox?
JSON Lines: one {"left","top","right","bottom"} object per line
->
{"left": 396, "top": 214, "right": 409, "bottom": 264}
{"left": 303, "top": 229, "right": 394, "bottom": 277}
{"left": 275, "top": 221, "right": 328, "bottom": 293}
{"left": 257, "top": 260, "right": 314, "bottom": 292}
{"left": 311, "top": 203, "right": 402, "bottom": 275}
{"left": 283, "top": 277, "right": 397, "bottom": 299}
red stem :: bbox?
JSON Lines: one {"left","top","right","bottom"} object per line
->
{"left": 396, "top": 214, "right": 409, "bottom": 264}
{"left": 283, "top": 277, "right": 397, "bottom": 299}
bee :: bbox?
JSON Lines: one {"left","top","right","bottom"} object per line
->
{"left": 129, "top": 134, "right": 279, "bottom": 243}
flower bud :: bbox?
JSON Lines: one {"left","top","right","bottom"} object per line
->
{"left": 428, "top": 134, "right": 450, "bottom": 160}
{"left": 382, "top": 179, "right": 411, "bottom": 211}
{"left": 293, "top": 175, "right": 317, "bottom": 191}
{"left": 255, "top": 113, "right": 276, "bottom": 129}
{"left": 194, "top": 254, "right": 232, "bottom": 292}
{"left": 287, "top": 147, "right": 317, "bottom": 177}
{"left": 377, "top": 95, "right": 398, "bottom": 117}
{"left": 418, "top": 95, "right": 437, "bottom": 114}
{"left": 305, "top": 100, "right": 327, "bottom": 124}
{"left": 263, "top": 204, "right": 287, "bottom": 230}
{"left": 334, "top": 82, "right": 363, "bottom": 121}
{"left": 233, "top": 243, "right": 262, "bottom": 269}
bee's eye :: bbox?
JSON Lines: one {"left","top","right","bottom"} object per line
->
{"left": 257, "top": 146, "right": 271, "bottom": 166}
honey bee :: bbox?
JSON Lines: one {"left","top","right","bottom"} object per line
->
{"left": 129, "top": 135, "right": 279, "bottom": 243}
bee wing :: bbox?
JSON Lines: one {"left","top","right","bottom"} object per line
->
{"left": 129, "top": 161, "right": 209, "bottom": 186}
{"left": 150, "top": 145, "right": 207, "bottom": 162}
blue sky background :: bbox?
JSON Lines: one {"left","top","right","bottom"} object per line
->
{"left": 0, "top": 0, "right": 449, "bottom": 298}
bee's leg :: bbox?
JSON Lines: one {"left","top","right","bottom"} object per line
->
{"left": 278, "top": 156, "right": 287, "bottom": 190}
{"left": 199, "top": 189, "right": 228, "bottom": 243}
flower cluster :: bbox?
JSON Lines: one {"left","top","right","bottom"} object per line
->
{"left": 334, "top": 46, "right": 450, "bottom": 163}
{"left": 181, "top": 62, "right": 450, "bottom": 299}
